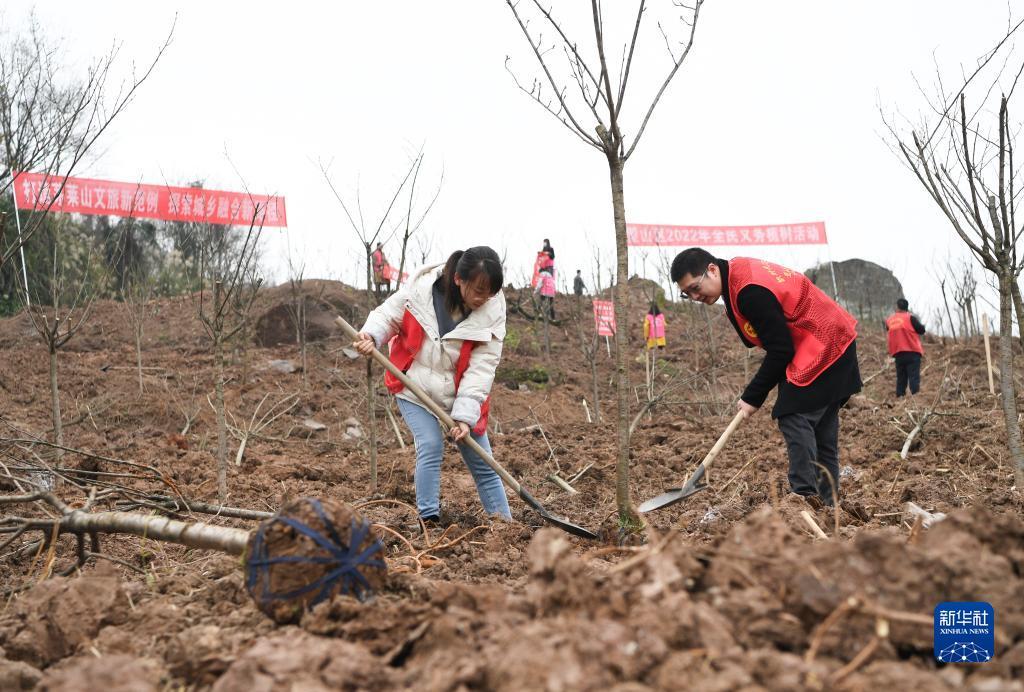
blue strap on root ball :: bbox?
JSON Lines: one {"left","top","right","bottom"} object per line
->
{"left": 244, "top": 498, "right": 387, "bottom": 624}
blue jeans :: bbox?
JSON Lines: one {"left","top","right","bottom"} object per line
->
{"left": 396, "top": 398, "right": 511, "bottom": 520}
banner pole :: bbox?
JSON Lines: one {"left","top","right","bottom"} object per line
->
{"left": 8, "top": 175, "right": 31, "bottom": 307}
{"left": 826, "top": 244, "right": 840, "bottom": 302}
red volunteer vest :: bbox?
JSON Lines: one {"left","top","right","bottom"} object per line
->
{"left": 886, "top": 312, "right": 923, "bottom": 356}
{"left": 727, "top": 258, "right": 858, "bottom": 387}
{"left": 384, "top": 310, "right": 491, "bottom": 435}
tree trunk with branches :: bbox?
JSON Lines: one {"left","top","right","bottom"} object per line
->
{"left": 506, "top": 0, "right": 704, "bottom": 527}
{"left": 888, "top": 33, "right": 1024, "bottom": 484}
{"left": 0, "top": 17, "right": 172, "bottom": 272}
{"left": 320, "top": 153, "right": 437, "bottom": 495}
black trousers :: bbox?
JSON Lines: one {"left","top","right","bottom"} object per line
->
{"left": 894, "top": 352, "right": 921, "bottom": 396}
{"left": 776, "top": 400, "right": 842, "bottom": 505}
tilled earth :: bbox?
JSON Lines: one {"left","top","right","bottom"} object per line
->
{"left": 0, "top": 280, "right": 1022, "bottom": 691}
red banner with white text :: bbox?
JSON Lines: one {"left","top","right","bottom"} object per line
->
{"left": 12, "top": 171, "right": 287, "bottom": 227}
{"left": 626, "top": 222, "right": 827, "bottom": 247}
{"left": 592, "top": 300, "right": 616, "bottom": 336}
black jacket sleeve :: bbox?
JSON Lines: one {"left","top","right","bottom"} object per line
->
{"left": 910, "top": 314, "right": 926, "bottom": 335}
{"left": 736, "top": 285, "right": 795, "bottom": 408}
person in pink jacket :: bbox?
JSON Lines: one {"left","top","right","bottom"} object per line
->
{"left": 644, "top": 302, "right": 666, "bottom": 349}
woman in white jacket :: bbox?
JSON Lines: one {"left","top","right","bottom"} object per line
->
{"left": 352, "top": 247, "right": 511, "bottom": 523}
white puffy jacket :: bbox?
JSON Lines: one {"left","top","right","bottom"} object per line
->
{"left": 360, "top": 264, "right": 505, "bottom": 427}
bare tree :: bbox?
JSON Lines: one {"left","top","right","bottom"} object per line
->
{"left": 319, "top": 156, "right": 421, "bottom": 495}
{"left": 114, "top": 214, "right": 157, "bottom": 397}
{"left": 21, "top": 216, "right": 106, "bottom": 457}
{"left": 885, "top": 20, "right": 1024, "bottom": 485}
{"left": 949, "top": 258, "right": 979, "bottom": 338}
{"left": 196, "top": 219, "right": 264, "bottom": 503}
{"left": 413, "top": 229, "right": 436, "bottom": 269}
{"left": 395, "top": 150, "right": 443, "bottom": 291}
{"left": 0, "top": 15, "right": 173, "bottom": 271}
{"left": 505, "top": 0, "right": 704, "bottom": 526}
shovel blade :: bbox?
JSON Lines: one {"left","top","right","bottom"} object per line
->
{"left": 637, "top": 483, "right": 707, "bottom": 513}
{"left": 518, "top": 487, "right": 599, "bottom": 540}
{"left": 537, "top": 512, "right": 601, "bottom": 540}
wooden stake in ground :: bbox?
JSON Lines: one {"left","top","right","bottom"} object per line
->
{"left": 982, "top": 313, "right": 995, "bottom": 395}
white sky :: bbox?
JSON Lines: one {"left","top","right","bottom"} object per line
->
{"left": 4, "top": 1, "right": 1019, "bottom": 329}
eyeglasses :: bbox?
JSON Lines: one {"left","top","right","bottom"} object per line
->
{"left": 680, "top": 269, "right": 709, "bottom": 300}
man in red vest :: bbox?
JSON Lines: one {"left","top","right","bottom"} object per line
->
{"left": 885, "top": 298, "right": 925, "bottom": 397}
{"left": 671, "top": 248, "right": 862, "bottom": 506}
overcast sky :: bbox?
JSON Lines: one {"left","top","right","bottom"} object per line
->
{"left": 4, "top": 1, "right": 1019, "bottom": 329}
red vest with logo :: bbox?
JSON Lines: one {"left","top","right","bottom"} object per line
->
{"left": 384, "top": 310, "right": 491, "bottom": 435}
{"left": 727, "top": 258, "right": 858, "bottom": 386}
{"left": 886, "top": 312, "right": 923, "bottom": 356}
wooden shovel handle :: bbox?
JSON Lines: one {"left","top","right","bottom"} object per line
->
{"left": 698, "top": 409, "right": 747, "bottom": 474}
{"left": 334, "top": 316, "right": 522, "bottom": 493}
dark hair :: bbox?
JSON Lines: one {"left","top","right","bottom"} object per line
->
{"left": 439, "top": 246, "right": 504, "bottom": 314}
{"left": 648, "top": 302, "right": 661, "bottom": 316}
{"left": 670, "top": 247, "right": 717, "bottom": 283}
{"left": 896, "top": 298, "right": 909, "bottom": 311}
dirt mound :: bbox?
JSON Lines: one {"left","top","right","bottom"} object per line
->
{"left": 0, "top": 657, "right": 42, "bottom": 691}
{"left": 0, "top": 562, "right": 130, "bottom": 668}
{"left": 37, "top": 654, "right": 164, "bottom": 692}
{"left": 253, "top": 279, "right": 360, "bottom": 346}
{"left": 212, "top": 629, "right": 393, "bottom": 691}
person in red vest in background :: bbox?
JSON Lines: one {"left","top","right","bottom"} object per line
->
{"left": 371, "top": 242, "right": 390, "bottom": 298}
{"left": 671, "top": 248, "right": 861, "bottom": 507}
{"left": 644, "top": 302, "right": 666, "bottom": 349}
{"left": 885, "top": 298, "right": 925, "bottom": 397}
{"left": 353, "top": 247, "right": 511, "bottom": 525}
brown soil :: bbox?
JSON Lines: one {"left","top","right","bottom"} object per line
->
{"left": 0, "top": 278, "right": 1022, "bottom": 690}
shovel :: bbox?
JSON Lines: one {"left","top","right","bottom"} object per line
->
{"left": 638, "top": 409, "right": 747, "bottom": 513}
{"left": 335, "top": 316, "right": 599, "bottom": 540}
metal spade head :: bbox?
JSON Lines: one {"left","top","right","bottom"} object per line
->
{"left": 637, "top": 482, "right": 708, "bottom": 513}
{"left": 518, "top": 487, "right": 600, "bottom": 540}
{"left": 637, "top": 464, "right": 709, "bottom": 513}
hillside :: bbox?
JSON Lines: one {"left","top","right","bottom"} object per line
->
{"left": 0, "top": 279, "right": 1021, "bottom": 690}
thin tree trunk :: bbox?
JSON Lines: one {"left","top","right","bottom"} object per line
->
{"left": 1011, "top": 279, "right": 1024, "bottom": 351}
{"left": 365, "top": 247, "right": 379, "bottom": 494}
{"left": 367, "top": 359, "right": 378, "bottom": 493}
{"left": 940, "top": 280, "right": 957, "bottom": 342}
{"left": 608, "top": 158, "right": 638, "bottom": 525}
{"left": 49, "top": 346, "right": 63, "bottom": 451}
{"left": 590, "top": 348, "right": 601, "bottom": 423}
{"left": 397, "top": 233, "right": 410, "bottom": 291}
{"left": 215, "top": 336, "right": 228, "bottom": 503}
{"left": 300, "top": 306, "right": 308, "bottom": 390}
{"left": 998, "top": 270, "right": 1024, "bottom": 487}
{"left": 134, "top": 325, "right": 144, "bottom": 396}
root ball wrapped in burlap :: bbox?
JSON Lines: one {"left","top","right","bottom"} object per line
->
{"left": 244, "top": 498, "right": 387, "bottom": 624}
